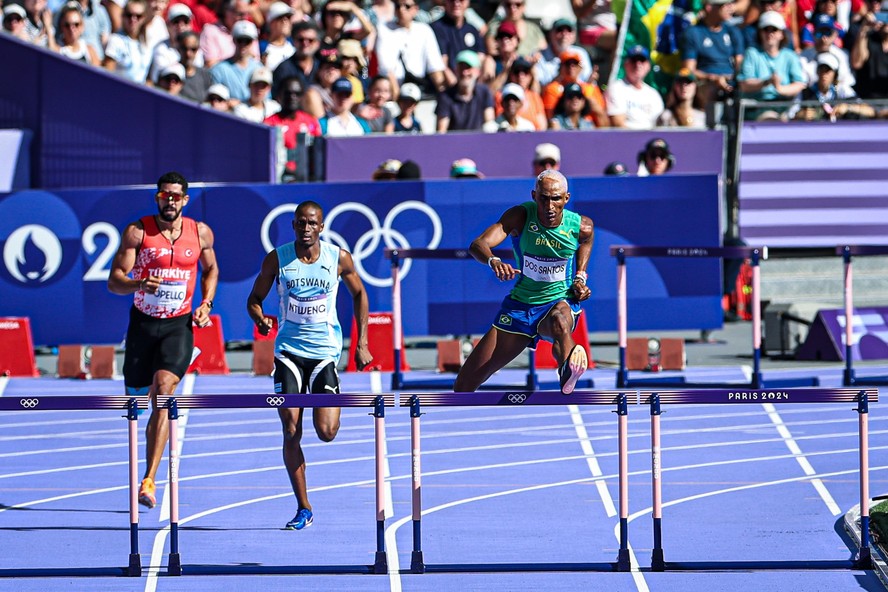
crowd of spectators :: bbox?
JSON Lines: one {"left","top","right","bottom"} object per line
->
{"left": 3, "top": 0, "right": 888, "bottom": 140}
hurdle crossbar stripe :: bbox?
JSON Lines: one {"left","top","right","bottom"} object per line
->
{"left": 156, "top": 393, "right": 395, "bottom": 409}
{"left": 0, "top": 395, "right": 150, "bottom": 410}
{"left": 640, "top": 387, "right": 878, "bottom": 405}
{"left": 838, "top": 245, "right": 888, "bottom": 257}
{"left": 385, "top": 247, "right": 512, "bottom": 260}
{"left": 402, "top": 389, "right": 628, "bottom": 407}
{"left": 609, "top": 245, "right": 768, "bottom": 259}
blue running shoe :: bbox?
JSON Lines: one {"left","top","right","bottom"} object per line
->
{"left": 285, "top": 508, "right": 313, "bottom": 530}
{"left": 559, "top": 344, "right": 588, "bottom": 395}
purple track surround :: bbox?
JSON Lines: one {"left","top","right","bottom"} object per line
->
{"left": 641, "top": 388, "right": 877, "bottom": 405}
{"left": 156, "top": 393, "right": 396, "bottom": 409}
{"left": 609, "top": 245, "right": 768, "bottom": 260}
{"left": 0, "top": 395, "right": 150, "bottom": 411}
{"left": 403, "top": 390, "right": 629, "bottom": 407}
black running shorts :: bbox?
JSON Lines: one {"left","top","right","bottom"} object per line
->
{"left": 273, "top": 350, "right": 340, "bottom": 395}
{"left": 123, "top": 306, "right": 194, "bottom": 389}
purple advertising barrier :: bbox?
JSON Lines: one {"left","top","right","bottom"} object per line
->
{"left": 796, "top": 307, "right": 888, "bottom": 361}
{"left": 324, "top": 130, "right": 724, "bottom": 181}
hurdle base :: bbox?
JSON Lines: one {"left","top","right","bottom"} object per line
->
{"left": 616, "top": 549, "right": 631, "bottom": 572}
{"left": 651, "top": 549, "right": 665, "bottom": 572}
{"left": 410, "top": 551, "right": 425, "bottom": 574}
{"left": 126, "top": 553, "right": 141, "bottom": 577}
{"left": 854, "top": 546, "right": 873, "bottom": 570}
{"left": 168, "top": 553, "right": 182, "bottom": 576}
{"left": 373, "top": 551, "right": 388, "bottom": 574}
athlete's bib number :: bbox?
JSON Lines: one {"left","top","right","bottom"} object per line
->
{"left": 522, "top": 254, "right": 568, "bottom": 283}
{"left": 286, "top": 294, "right": 327, "bottom": 324}
{"left": 143, "top": 281, "right": 187, "bottom": 311}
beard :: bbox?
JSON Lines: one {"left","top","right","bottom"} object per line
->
{"left": 157, "top": 204, "right": 181, "bottom": 222}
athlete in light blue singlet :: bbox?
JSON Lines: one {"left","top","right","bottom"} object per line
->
{"left": 247, "top": 201, "right": 372, "bottom": 531}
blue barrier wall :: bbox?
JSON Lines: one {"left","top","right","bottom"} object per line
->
{"left": 0, "top": 35, "right": 275, "bottom": 189}
{"left": 0, "top": 174, "right": 720, "bottom": 345}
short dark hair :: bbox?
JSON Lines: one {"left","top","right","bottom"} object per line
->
{"left": 295, "top": 200, "right": 324, "bottom": 219}
{"left": 293, "top": 20, "right": 320, "bottom": 36}
{"left": 157, "top": 171, "right": 188, "bottom": 193}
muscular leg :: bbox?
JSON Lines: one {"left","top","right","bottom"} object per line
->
{"left": 454, "top": 328, "right": 531, "bottom": 392}
{"left": 313, "top": 407, "right": 341, "bottom": 442}
{"left": 143, "top": 369, "right": 181, "bottom": 481}
{"left": 279, "top": 407, "right": 311, "bottom": 510}
{"left": 538, "top": 302, "right": 577, "bottom": 366}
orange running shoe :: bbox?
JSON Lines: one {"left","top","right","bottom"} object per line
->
{"left": 138, "top": 477, "right": 156, "bottom": 509}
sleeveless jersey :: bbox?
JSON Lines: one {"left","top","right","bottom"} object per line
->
{"left": 275, "top": 240, "right": 342, "bottom": 361}
{"left": 132, "top": 215, "right": 201, "bottom": 318}
{"left": 509, "top": 202, "right": 582, "bottom": 304}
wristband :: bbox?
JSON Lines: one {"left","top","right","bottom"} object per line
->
{"left": 139, "top": 277, "right": 147, "bottom": 290}
{"left": 574, "top": 271, "right": 587, "bottom": 284}
{"left": 201, "top": 299, "right": 213, "bottom": 310}
{"left": 487, "top": 256, "right": 501, "bottom": 269}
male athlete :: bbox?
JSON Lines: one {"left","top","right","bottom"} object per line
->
{"left": 246, "top": 201, "right": 373, "bottom": 530}
{"left": 453, "top": 170, "right": 593, "bottom": 394}
{"left": 108, "top": 171, "right": 219, "bottom": 509}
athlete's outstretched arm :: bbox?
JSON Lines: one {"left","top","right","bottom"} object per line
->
{"left": 570, "top": 215, "right": 594, "bottom": 302}
{"left": 194, "top": 222, "right": 219, "bottom": 327}
{"left": 246, "top": 250, "right": 280, "bottom": 336}
{"left": 339, "top": 249, "right": 373, "bottom": 371}
{"left": 469, "top": 205, "right": 526, "bottom": 282}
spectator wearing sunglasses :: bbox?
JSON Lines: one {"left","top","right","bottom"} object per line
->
{"left": 178, "top": 30, "right": 214, "bottom": 102}
{"left": 103, "top": 0, "right": 153, "bottom": 83}
{"left": 147, "top": 3, "right": 202, "bottom": 84}
{"left": 57, "top": 2, "right": 101, "bottom": 65}
{"left": 485, "top": 0, "right": 547, "bottom": 58}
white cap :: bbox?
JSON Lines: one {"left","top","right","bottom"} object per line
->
{"left": 758, "top": 11, "right": 786, "bottom": 30}
{"left": 207, "top": 83, "right": 231, "bottom": 101}
{"left": 250, "top": 67, "right": 273, "bottom": 85}
{"left": 501, "top": 82, "right": 525, "bottom": 102}
{"left": 534, "top": 142, "right": 561, "bottom": 163}
{"left": 3, "top": 4, "right": 27, "bottom": 18}
{"left": 167, "top": 3, "right": 192, "bottom": 21}
{"left": 231, "top": 19, "right": 258, "bottom": 40}
{"left": 398, "top": 82, "right": 422, "bottom": 102}
{"left": 266, "top": 1, "right": 293, "bottom": 21}
{"left": 816, "top": 52, "right": 840, "bottom": 72}
{"left": 159, "top": 62, "right": 186, "bottom": 80}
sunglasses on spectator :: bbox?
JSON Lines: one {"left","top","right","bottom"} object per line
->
{"left": 4, "top": 15, "right": 24, "bottom": 23}
{"left": 815, "top": 28, "right": 835, "bottom": 36}
{"left": 183, "top": 45, "right": 199, "bottom": 52}
{"left": 328, "top": 9, "right": 349, "bottom": 16}
{"left": 536, "top": 158, "right": 557, "bottom": 167}
{"left": 162, "top": 75, "right": 183, "bottom": 83}
{"left": 235, "top": 36, "right": 253, "bottom": 44}
{"left": 295, "top": 36, "right": 317, "bottom": 43}
{"left": 496, "top": 32, "right": 515, "bottom": 39}
{"left": 171, "top": 16, "right": 190, "bottom": 24}
{"left": 556, "top": 26, "right": 573, "bottom": 33}
{"left": 156, "top": 191, "right": 186, "bottom": 201}
{"left": 124, "top": 11, "right": 144, "bottom": 19}
{"left": 762, "top": 26, "right": 780, "bottom": 33}
{"left": 62, "top": 20, "right": 82, "bottom": 28}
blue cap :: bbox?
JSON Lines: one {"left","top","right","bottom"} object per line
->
{"left": 332, "top": 77, "right": 352, "bottom": 95}
{"left": 625, "top": 45, "right": 650, "bottom": 60}
{"left": 563, "top": 82, "right": 584, "bottom": 98}
{"left": 813, "top": 13, "right": 835, "bottom": 31}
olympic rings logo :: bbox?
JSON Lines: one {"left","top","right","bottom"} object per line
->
{"left": 507, "top": 393, "right": 528, "bottom": 404}
{"left": 20, "top": 398, "right": 39, "bottom": 408}
{"left": 260, "top": 201, "right": 442, "bottom": 288}
{"left": 266, "top": 396, "right": 286, "bottom": 407}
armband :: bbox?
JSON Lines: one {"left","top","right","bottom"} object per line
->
{"left": 201, "top": 299, "right": 214, "bottom": 310}
{"left": 487, "top": 256, "right": 501, "bottom": 269}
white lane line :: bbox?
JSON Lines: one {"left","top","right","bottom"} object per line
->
{"left": 762, "top": 402, "right": 842, "bottom": 516}
{"left": 0, "top": 376, "right": 8, "bottom": 397}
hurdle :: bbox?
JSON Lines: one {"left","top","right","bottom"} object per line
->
{"left": 840, "top": 245, "right": 888, "bottom": 386}
{"left": 610, "top": 245, "right": 812, "bottom": 389}
{"left": 403, "top": 389, "right": 631, "bottom": 573}
{"left": 0, "top": 395, "right": 149, "bottom": 578}
{"left": 386, "top": 248, "right": 594, "bottom": 392}
{"left": 642, "top": 387, "right": 877, "bottom": 571}
{"left": 156, "top": 392, "right": 395, "bottom": 576}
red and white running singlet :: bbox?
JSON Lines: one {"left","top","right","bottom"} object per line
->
{"left": 132, "top": 215, "right": 201, "bottom": 318}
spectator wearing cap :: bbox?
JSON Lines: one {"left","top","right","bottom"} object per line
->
{"left": 606, "top": 45, "right": 664, "bottom": 128}
{"left": 338, "top": 38, "right": 368, "bottom": 103}
{"left": 144, "top": 0, "right": 172, "bottom": 50}
{"left": 233, "top": 66, "right": 281, "bottom": 121}
{"left": 740, "top": 0, "right": 798, "bottom": 51}
{"left": 56, "top": 2, "right": 101, "bottom": 65}
{"left": 680, "top": 0, "right": 745, "bottom": 110}
{"left": 372, "top": 159, "right": 402, "bottom": 180}
{"left": 354, "top": 75, "right": 395, "bottom": 133}
{"left": 199, "top": 0, "right": 257, "bottom": 68}
{"left": 272, "top": 21, "right": 321, "bottom": 97}
{"left": 657, "top": 67, "right": 706, "bottom": 127}
{"left": 738, "top": 11, "right": 806, "bottom": 118}
{"left": 549, "top": 81, "right": 597, "bottom": 129}
{"left": 394, "top": 82, "right": 424, "bottom": 132}
{"left": 204, "top": 82, "right": 233, "bottom": 110}
{"left": 320, "top": 77, "right": 373, "bottom": 136}
{"left": 156, "top": 61, "right": 186, "bottom": 94}
{"left": 431, "top": 0, "right": 487, "bottom": 89}
{"left": 62, "top": 0, "right": 112, "bottom": 60}
{"left": 481, "top": 19, "right": 521, "bottom": 92}
{"left": 794, "top": 52, "right": 872, "bottom": 119}
{"left": 450, "top": 158, "right": 483, "bottom": 178}
{"left": 435, "top": 49, "right": 496, "bottom": 131}
{"left": 318, "top": 0, "right": 373, "bottom": 53}
{"left": 536, "top": 18, "right": 593, "bottom": 87}
{"left": 178, "top": 30, "right": 214, "bottom": 102}
{"left": 604, "top": 161, "right": 629, "bottom": 176}
{"left": 264, "top": 76, "right": 322, "bottom": 181}
{"left": 103, "top": 0, "right": 152, "bottom": 83}
{"left": 541, "top": 48, "right": 607, "bottom": 124}
{"left": 637, "top": 138, "right": 674, "bottom": 177}
{"left": 396, "top": 159, "right": 422, "bottom": 179}
{"left": 301, "top": 49, "right": 344, "bottom": 119}
{"left": 147, "top": 2, "right": 202, "bottom": 84}
{"left": 800, "top": 13, "right": 856, "bottom": 95}
{"left": 260, "top": 1, "right": 294, "bottom": 71}
{"left": 3, "top": 4, "right": 31, "bottom": 41}
{"left": 801, "top": 0, "right": 847, "bottom": 48}
{"left": 849, "top": 4, "right": 888, "bottom": 100}
{"left": 374, "top": 0, "right": 446, "bottom": 93}
{"left": 210, "top": 18, "right": 261, "bottom": 101}
{"left": 492, "top": 82, "right": 535, "bottom": 130}
{"left": 485, "top": 0, "right": 546, "bottom": 57}
{"left": 495, "top": 56, "right": 547, "bottom": 129}
{"left": 532, "top": 142, "right": 560, "bottom": 176}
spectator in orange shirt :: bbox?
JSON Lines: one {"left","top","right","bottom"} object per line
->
{"left": 541, "top": 48, "right": 607, "bottom": 125}
{"left": 494, "top": 56, "right": 547, "bottom": 130}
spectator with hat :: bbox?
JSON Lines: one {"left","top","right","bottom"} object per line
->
{"left": 103, "top": 0, "right": 152, "bottom": 83}
{"left": 680, "top": 0, "right": 745, "bottom": 110}
{"left": 374, "top": 0, "right": 446, "bottom": 94}
{"left": 301, "top": 49, "right": 344, "bottom": 119}
{"left": 606, "top": 44, "right": 664, "bottom": 128}
{"left": 396, "top": 159, "right": 422, "bottom": 179}
{"left": 481, "top": 19, "right": 522, "bottom": 91}
{"left": 372, "top": 159, "right": 402, "bottom": 180}
{"left": 233, "top": 66, "right": 281, "bottom": 121}
{"left": 178, "top": 30, "right": 214, "bottom": 102}
{"left": 637, "top": 138, "right": 674, "bottom": 177}
{"left": 801, "top": 0, "right": 847, "bottom": 48}
{"left": 738, "top": 11, "right": 806, "bottom": 119}
{"left": 435, "top": 49, "right": 496, "bottom": 131}
{"left": 204, "top": 82, "right": 233, "bottom": 110}
{"left": 740, "top": 0, "right": 798, "bottom": 51}
{"left": 156, "top": 61, "right": 186, "bottom": 94}
{"left": 210, "top": 18, "right": 262, "bottom": 101}
{"left": 657, "top": 67, "right": 706, "bottom": 127}
{"left": 56, "top": 2, "right": 101, "bottom": 65}
{"left": 354, "top": 75, "right": 396, "bottom": 133}
{"left": 849, "top": 4, "right": 888, "bottom": 101}
{"left": 431, "top": 0, "right": 487, "bottom": 89}
{"left": 794, "top": 52, "right": 873, "bottom": 119}
{"left": 485, "top": 0, "right": 547, "bottom": 57}
{"left": 264, "top": 76, "right": 322, "bottom": 181}
{"left": 799, "top": 13, "right": 856, "bottom": 95}
{"left": 494, "top": 55, "right": 547, "bottom": 129}
{"left": 319, "top": 77, "right": 372, "bottom": 136}
{"left": 147, "top": 2, "right": 201, "bottom": 84}
{"left": 2, "top": 4, "right": 31, "bottom": 41}
{"left": 393, "top": 82, "right": 424, "bottom": 133}
{"left": 536, "top": 18, "right": 593, "bottom": 87}
{"left": 260, "top": 1, "right": 294, "bottom": 71}
{"left": 337, "top": 38, "right": 368, "bottom": 103}
{"left": 272, "top": 21, "right": 321, "bottom": 97}
{"left": 492, "top": 82, "right": 536, "bottom": 130}
{"left": 450, "top": 158, "right": 484, "bottom": 178}
{"left": 549, "top": 81, "right": 598, "bottom": 129}
{"left": 199, "top": 0, "right": 257, "bottom": 68}
{"left": 542, "top": 47, "right": 607, "bottom": 123}
{"left": 532, "top": 142, "right": 560, "bottom": 176}
{"left": 604, "top": 161, "right": 629, "bottom": 176}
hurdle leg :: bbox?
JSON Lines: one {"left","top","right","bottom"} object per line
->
{"left": 167, "top": 399, "right": 182, "bottom": 576}
{"left": 409, "top": 396, "right": 425, "bottom": 573}
{"left": 127, "top": 399, "right": 142, "bottom": 576}
{"left": 391, "top": 253, "right": 404, "bottom": 391}
{"left": 616, "top": 252, "right": 629, "bottom": 388}
{"left": 855, "top": 390, "right": 872, "bottom": 568}
{"left": 373, "top": 397, "right": 388, "bottom": 574}
{"left": 843, "top": 250, "right": 855, "bottom": 386}
{"left": 650, "top": 393, "right": 665, "bottom": 571}
{"left": 525, "top": 349, "right": 539, "bottom": 390}
{"left": 616, "top": 394, "right": 631, "bottom": 572}
{"left": 750, "top": 252, "right": 763, "bottom": 389}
